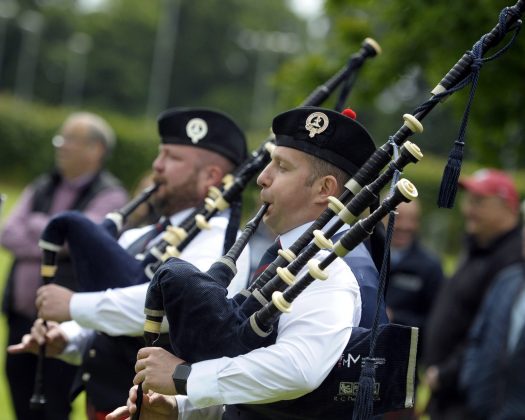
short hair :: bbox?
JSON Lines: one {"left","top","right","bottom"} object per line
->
{"left": 63, "top": 112, "right": 116, "bottom": 152}
{"left": 304, "top": 153, "right": 349, "bottom": 194}
{"left": 194, "top": 146, "right": 236, "bottom": 176}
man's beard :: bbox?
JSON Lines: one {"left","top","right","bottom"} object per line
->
{"left": 152, "top": 180, "right": 202, "bottom": 217}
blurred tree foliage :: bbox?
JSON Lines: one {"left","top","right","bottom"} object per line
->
{"left": 272, "top": 0, "right": 524, "bottom": 257}
{"left": 1, "top": 0, "right": 306, "bottom": 128}
{"left": 274, "top": 0, "right": 524, "bottom": 169}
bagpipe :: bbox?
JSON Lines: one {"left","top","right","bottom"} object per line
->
{"left": 137, "top": 57, "right": 424, "bottom": 420}
{"left": 29, "top": 182, "right": 158, "bottom": 410}
{"left": 240, "top": 179, "right": 417, "bottom": 341}
{"left": 139, "top": 1, "right": 525, "bottom": 417}
{"left": 141, "top": 142, "right": 274, "bottom": 279}
{"left": 141, "top": 103, "right": 425, "bottom": 365}
{"left": 132, "top": 39, "right": 383, "bottom": 419}
{"left": 36, "top": 143, "right": 272, "bottom": 296}
{"left": 36, "top": 183, "right": 159, "bottom": 294}
{"left": 31, "top": 38, "right": 382, "bottom": 414}
{"left": 144, "top": 141, "right": 423, "bottom": 358}
{"left": 223, "top": 324, "right": 419, "bottom": 420}
{"left": 104, "top": 183, "right": 159, "bottom": 237}
{"left": 35, "top": 36, "right": 382, "bottom": 297}
{"left": 30, "top": 154, "right": 267, "bottom": 411}
{"left": 152, "top": 176, "right": 419, "bottom": 340}
{"left": 145, "top": 179, "right": 420, "bottom": 418}
{"left": 141, "top": 37, "right": 382, "bottom": 276}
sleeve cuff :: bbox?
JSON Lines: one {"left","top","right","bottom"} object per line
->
{"left": 70, "top": 286, "right": 148, "bottom": 336}
{"left": 186, "top": 358, "right": 224, "bottom": 408}
{"left": 56, "top": 321, "right": 92, "bottom": 366}
{"left": 70, "top": 291, "right": 104, "bottom": 327}
{"left": 176, "top": 395, "right": 225, "bottom": 420}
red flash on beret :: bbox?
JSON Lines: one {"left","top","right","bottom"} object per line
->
{"left": 342, "top": 108, "right": 357, "bottom": 120}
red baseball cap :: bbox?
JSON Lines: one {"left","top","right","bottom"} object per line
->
{"left": 459, "top": 169, "right": 519, "bottom": 211}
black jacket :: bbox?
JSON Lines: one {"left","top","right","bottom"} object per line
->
{"left": 2, "top": 170, "right": 123, "bottom": 315}
{"left": 423, "top": 225, "right": 523, "bottom": 409}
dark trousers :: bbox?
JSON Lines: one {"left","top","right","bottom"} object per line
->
{"left": 223, "top": 406, "right": 264, "bottom": 420}
{"left": 5, "top": 311, "right": 79, "bottom": 420}
{"left": 426, "top": 395, "right": 472, "bottom": 420}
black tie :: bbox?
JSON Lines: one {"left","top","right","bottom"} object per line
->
{"left": 249, "top": 239, "right": 281, "bottom": 286}
{"left": 126, "top": 218, "right": 170, "bottom": 257}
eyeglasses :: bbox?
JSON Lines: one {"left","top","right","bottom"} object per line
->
{"left": 52, "top": 134, "right": 95, "bottom": 148}
{"left": 0, "top": 193, "right": 6, "bottom": 217}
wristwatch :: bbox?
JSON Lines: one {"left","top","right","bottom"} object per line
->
{"left": 172, "top": 362, "right": 192, "bottom": 395}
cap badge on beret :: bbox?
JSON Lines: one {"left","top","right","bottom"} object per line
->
{"left": 186, "top": 118, "right": 208, "bottom": 144}
{"left": 305, "top": 112, "right": 329, "bottom": 138}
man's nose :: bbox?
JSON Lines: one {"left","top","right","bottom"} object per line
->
{"left": 152, "top": 155, "right": 164, "bottom": 172}
{"left": 257, "top": 166, "right": 272, "bottom": 188}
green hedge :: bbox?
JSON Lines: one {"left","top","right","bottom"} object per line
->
{"left": 0, "top": 94, "right": 158, "bottom": 189}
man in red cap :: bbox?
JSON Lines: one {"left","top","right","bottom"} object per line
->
{"left": 423, "top": 168, "right": 523, "bottom": 419}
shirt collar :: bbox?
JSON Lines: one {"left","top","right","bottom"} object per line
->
{"left": 62, "top": 172, "right": 97, "bottom": 189}
{"left": 168, "top": 208, "right": 196, "bottom": 227}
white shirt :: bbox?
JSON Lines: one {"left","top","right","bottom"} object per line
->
{"left": 176, "top": 221, "right": 362, "bottom": 419}
{"left": 59, "top": 209, "right": 250, "bottom": 364}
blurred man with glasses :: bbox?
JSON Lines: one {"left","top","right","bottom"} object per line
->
{"left": 0, "top": 112, "right": 128, "bottom": 420}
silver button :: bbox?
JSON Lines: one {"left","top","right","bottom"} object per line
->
{"left": 82, "top": 372, "right": 91, "bottom": 382}
{"left": 89, "top": 349, "right": 96, "bottom": 358}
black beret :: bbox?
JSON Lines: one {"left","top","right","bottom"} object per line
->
{"left": 157, "top": 108, "right": 247, "bottom": 167}
{"left": 272, "top": 106, "right": 376, "bottom": 175}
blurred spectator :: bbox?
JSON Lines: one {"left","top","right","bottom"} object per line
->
{"left": 0, "top": 112, "right": 128, "bottom": 420}
{"left": 459, "top": 203, "right": 525, "bottom": 420}
{"left": 422, "top": 168, "right": 522, "bottom": 419}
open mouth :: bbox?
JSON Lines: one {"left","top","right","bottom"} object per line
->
{"left": 153, "top": 181, "right": 167, "bottom": 195}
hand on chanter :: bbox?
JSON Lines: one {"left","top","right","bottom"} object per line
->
{"left": 7, "top": 318, "right": 68, "bottom": 357}
{"left": 35, "top": 283, "right": 74, "bottom": 322}
{"left": 134, "top": 346, "right": 187, "bottom": 395}
{"left": 105, "top": 385, "right": 178, "bottom": 420}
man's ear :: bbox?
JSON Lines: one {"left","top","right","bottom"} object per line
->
{"left": 314, "top": 175, "right": 339, "bottom": 205}
{"left": 201, "top": 165, "right": 223, "bottom": 190}
{"left": 90, "top": 141, "right": 107, "bottom": 167}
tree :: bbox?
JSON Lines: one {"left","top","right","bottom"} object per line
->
{"left": 1, "top": 0, "right": 307, "bottom": 129}
{"left": 274, "top": 0, "right": 525, "bottom": 168}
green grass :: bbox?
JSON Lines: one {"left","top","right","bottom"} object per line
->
{"left": 0, "top": 182, "right": 87, "bottom": 420}
{"left": 1, "top": 182, "right": 20, "bottom": 419}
